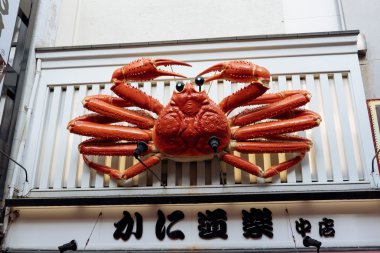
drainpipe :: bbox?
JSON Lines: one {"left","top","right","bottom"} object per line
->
{"left": 7, "top": 58, "right": 41, "bottom": 199}
{"left": 336, "top": 0, "right": 347, "bottom": 30}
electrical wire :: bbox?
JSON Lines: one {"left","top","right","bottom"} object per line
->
{"left": 135, "top": 155, "right": 164, "bottom": 186}
{"left": 84, "top": 211, "right": 102, "bottom": 250}
{"left": 371, "top": 149, "right": 380, "bottom": 173}
{"left": 0, "top": 149, "right": 28, "bottom": 182}
{"left": 285, "top": 208, "right": 299, "bottom": 253}
{"left": 370, "top": 149, "right": 380, "bottom": 188}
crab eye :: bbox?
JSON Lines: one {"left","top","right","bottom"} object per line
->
{"left": 176, "top": 82, "right": 185, "bottom": 92}
{"left": 195, "top": 76, "right": 204, "bottom": 86}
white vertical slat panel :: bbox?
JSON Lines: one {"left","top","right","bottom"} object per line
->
{"left": 166, "top": 160, "right": 176, "bottom": 186}
{"left": 32, "top": 89, "right": 52, "bottom": 189}
{"left": 79, "top": 85, "right": 100, "bottom": 189}
{"left": 262, "top": 153, "right": 272, "bottom": 184}
{"left": 144, "top": 82, "right": 164, "bottom": 186}
{"left": 152, "top": 81, "right": 165, "bottom": 187}
{"left": 49, "top": 89, "right": 68, "bottom": 188}
{"left": 128, "top": 82, "right": 140, "bottom": 187}
{"left": 24, "top": 81, "right": 49, "bottom": 192}
{"left": 235, "top": 82, "right": 253, "bottom": 185}
{"left": 137, "top": 81, "right": 153, "bottom": 187}
{"left": 248, "top": 154, "right": 257, "bottom": 184}
{"left": 343, "top": 75, "right": 365, "bottom": 180}
{"left": 196, "top": 161, "right": 206, "bottom": 186}
{"left": 182, "top": 162, "right": 190, "bottom": 186}
{"left": 268, "top": 78, "right": 281, "bottom": 184}
{"left": 305, "top": 75, "right": 327, "bottom": 182}
{"left": 233, "top": 151, "right": 242, "bottom": 184}
{"left": 211, "top": 157, "right": 221, "bottom": 185}
{"left": 282, "top": 76, "right": 297, "bottom": 183}
{"left": 292, "top": 75, "right": 311, "bottom": 183}
{"left": 276, "top": 76, "right": 287, "bottom": 182}
{"left": 180, "top": 80, "right": 193, "bottom": 186}
{"left": 99, "top": 84, "right": 111, "bottom": 188}
{"left": 302, "top": 77, "right": 318, "bottom": 182}
{"left": 222, "top": 80, "right": 235, "bottom": 185}
{"left": 97, "top": 83, "right": 112, "bottom": 188}
{"left": 38, "top": 86, "right": 62, "bottom": 189}
{"left": 333, "top": 73, "right": 358, "bottom": 181}
{"left": 255, "top": 154, "right": 265, "bottom": 184}
{"left": 165, "top": 81, "right": 177, "bottom": 186}
{"left": 320, "top": 74, "right": 344, "bottom": 182}
{"left": 67, "top": 85, "right": 86, "bottom": 188}
{"left": 53, "top": 86, "right": 74, "bottom": 189}
{"left": 328, "top": 75, "right": 348, "bottom": 181}
{"left": 277, "top": 76, "right": 293, "bottom": 183}
{"left": 208, "top": 81, "right": 221, "bottom": 185}
{"left": 216, "top": 80, "right": 226, "bottom": 185}
{"left": 225, "top": 158, "right": 234, "bottom": 184}
{"left": 86, "top": 84, "right": 100, "bottom": 188}
{"left": 137, "top": 168, "right": 148, "bottom": 187}
{"left": 240, "top": 153, "right": 251, "bottom": 184}
{"left": 230, "top": 82, "right": 243, "bottom": 184}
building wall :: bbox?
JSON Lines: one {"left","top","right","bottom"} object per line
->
{"left": 341, "top": 0, "right": 380, "bottom": 99}
{"left": 53, "top": 0, "right": 342, "bottom": 46}
{"left": 4, "top": 1, "right": 380, "bottom": 251}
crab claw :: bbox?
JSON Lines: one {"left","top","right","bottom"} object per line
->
{"left": 112, "top": 58, "right": 192, "bottom": 82}
{"left": 198, "top": 60, "right": 270, "bottom": 86}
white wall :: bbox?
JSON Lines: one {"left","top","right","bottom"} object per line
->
{"left": 54, "top": 0, "right": 343, "bottom": 46}
{"left": 341, "top": 0, "right": 380, "bottom": 99}
{"left": 283, "top": 0, "right": 341, "bottom": 33}
{"left": 55, "top": 0, "right": 285, "bottom": 46}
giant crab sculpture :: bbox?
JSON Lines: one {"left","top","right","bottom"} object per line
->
{"left": 67, "top": 58, "right": 321, "bottom": 182}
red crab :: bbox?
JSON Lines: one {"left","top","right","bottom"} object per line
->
{"left": 67, "top": 58, "right": 321, "bottom": 181}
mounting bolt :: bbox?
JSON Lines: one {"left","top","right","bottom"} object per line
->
{"left": 133, "top": 141, "right": 148, "bottom": 158}
{"left": 208, "top": 136, "right": 220, "bottom": 154}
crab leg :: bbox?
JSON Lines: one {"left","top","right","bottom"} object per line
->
{"left": 68, "top": 120, "right": 151, "bottom": 141}
{"left": 85, "top": 94, "right": 135, "bottom": 107}
{"left": 247, "top": 90, "right": 310, "bottom": 105}
{"left": 83, "top": 95, "right": 155, "bottom": 129}
{"left": 198, "top": 60, "right": 271, "bottom": 113}
{"left": 83, "top": 154, "right": 162, "bottom": 180}
{"left": 70, "top": 113, "right": 120, "bottom": 125}
{"left": 261, "top": 153, "right": 306, "bottom": 178}
{"left": 232, "top": 110, "right": 321, "bottom": 141}
{"left": 78, "top": 138, "right": 155, "bottom": 156}
{"left": 112, "top": 58, "right": 191, "bottom": 82}
{"left": 227, "top": 135, "right": 311, "bottom": 178}
{"left": 111, "top": 58, "right": 191, "bottom": 115}
{"left": 230, "top": 92, "right": 311, "bottom": 126}
{"left": 221, "top": 153, "right": 263, "bottom": 177}
{"left": 219, "top": 83, "right": 268, "bottom": 114}
{"left": 111, "top": 81, "right": 164, "bottom": 115}
{"left": 221, "top": 151, "right": 306, "bottom": 178}
{"left": 230, "top": 140, "right": 311, "bottom": 154}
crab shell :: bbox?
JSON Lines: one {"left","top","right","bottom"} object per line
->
{"left": 153, "top": 82, "right": 230, "bottom": 161}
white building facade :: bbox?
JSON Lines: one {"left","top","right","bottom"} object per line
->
{"left": 2, "top": 0, "right": 380, "bottom": 252}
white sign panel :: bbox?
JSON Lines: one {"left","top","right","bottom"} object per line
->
{"left": 0, "top": 0, "right": 20, "bottom": 64}
{"left": 4, "top": 200, "right": 380, "bottom": 251}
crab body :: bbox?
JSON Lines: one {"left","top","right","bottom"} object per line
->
{"left": 68, "top": 58, "right": 321, "bottom": 181}
{"left": 153, "top": 83, "right": 230, "bottom": 160}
